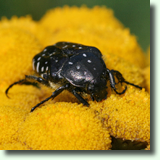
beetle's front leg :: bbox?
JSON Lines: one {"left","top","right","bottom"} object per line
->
{"left": 5, "top": 75, "right": 49, "bottom": 98}
{"left": 30, "top": 84, "right": 70, "bottom": 112}
{"left": 5, "top": 79, "right": 26, "bottom": 98}
{"left": 70, "top": 89, "right": 89, "bottom": 107}
{"left": 106, "top": 69, "right": 127, "bottom": 95}
{"left": 25, "top": 75, "right": 49, "bottom": 86}
{"left": 110, "top": 70, "right": 142, "bottom": 90}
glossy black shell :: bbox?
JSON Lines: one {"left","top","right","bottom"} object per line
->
{"left": 32, "top": 42, "right": 108, "bottom": 101}
{"left": 33, "top": 42, "right": 106, "bottom": 84}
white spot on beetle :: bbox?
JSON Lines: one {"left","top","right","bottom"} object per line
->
{"left": 46, "top": 66, "right": 49, "bottom": 71}
{"left": 72, "top": 44, "right": 76, "bottom": 47}
{"left": 84, "top": 71, "right": 87, "bottom": 75}
{"left": 36, "top": 62, "right": 40, "bottom": 72}
{"left": 41, "top": 74, "right": 44, "bottom": 78}
{"left": 78, "top": 46, "right": 83, "bottom": 49}
{"left": 37, "top": 57, "right": 41, "bottom": 61}
{"left": 68, "top": 61, "right": 73, "bottom": 65}
{"left": 62, "top": 45, "right": 68, "bottom": 48}
{"left": 87, "top": 60, "right": 92, "bottom": 63}
{"left": 39, "top": 78, "right": 43, "bottom": 81}
{"left": 83, "top": 53, "right": 87, "bottom": 57}
{"left": 45, "top": 61, "right": 48, "bottom": 64}
{"left": 44, "top": 48, "right": 47, "bottom": 52}
{"left": 41, "top": 66, "right": 44, "bottom": 72}
{"left": 49, "top": 52, "right": 55, "bottom": 56}
{"left": 55, "top": 59, "right": 58, "bottom": 63}
{"left": 76, "top": 65, "right": 80, "bottom": 70}
{"left": 42, "top": 54, "right": 45, "bottom": 56}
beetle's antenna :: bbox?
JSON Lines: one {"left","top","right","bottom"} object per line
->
{"left": 124, "top": 81, "right": 142, "bottom": 90}
{"left": 5, "top": 79, "right": 26, "bottom": 98}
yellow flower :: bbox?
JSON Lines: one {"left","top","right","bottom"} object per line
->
{"left": 40, "top": 5, "right": 123, "bottom": 30}
{"left": 0, "top": 6, "right": 150, "bottom": 150}
{"left": 0, "top": 16, "right": 37, "bottom": 34}
{"left": 0, "top": 85, "right": 51, "bottom": 112}
{"left": 39, "top": 6, "right": 145, "bottom": 68}
{"left": 17, "top": 102, "right": 111, "bottom": 150}
{"left": 0, "top": 27, "right": 42, "bottom": 89}
{"left": 103, "top": 52, "right": 144, "bottom": 88}
{"left": 90, "top": 86, "right": 150, "bottom": 145}
{"left": 0, "top": 16, "right": 52, "bottom": 46}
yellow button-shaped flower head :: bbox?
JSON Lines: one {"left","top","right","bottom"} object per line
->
{"left": 39, "top": 6, "right": 145, "bottom": 68}
{"left": 17, "top": 102, "right": 111, "bottom": 150}
{"left": 92, "top": 86, "right": 150, "bottom": 144}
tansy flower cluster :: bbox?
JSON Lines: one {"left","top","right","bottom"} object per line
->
{"left": 0, "top": 6, "right": 150, "bottom": 150}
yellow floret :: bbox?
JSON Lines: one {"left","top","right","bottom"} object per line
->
{"left": 91, "top": 86, "right": 150, "bottom": 144}
{"left": 0, "top": 105, "right": 26, "bottom": 144}
{"left": 39, "top": 6, "right": 145, "bottom": 68}
{"left": 0, "top": 27, "right": 42, "bottom": 90}
{"left": 17, "top": 102, "right": 111, "bottom": 150}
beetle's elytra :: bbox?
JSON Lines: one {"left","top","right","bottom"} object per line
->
{"left": 6, "top": 42, "right": 142, "bottom": 112}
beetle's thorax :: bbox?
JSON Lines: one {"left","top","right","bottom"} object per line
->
{"left": 60, "top": 52, "right": 106, "bottom": 85}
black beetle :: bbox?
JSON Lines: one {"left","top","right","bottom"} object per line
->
{"left": 5, "top": 42, "right": 142, "bottom": 112}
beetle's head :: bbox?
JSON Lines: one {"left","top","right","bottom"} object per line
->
{"left": 87, "top": 79, "right": 107, "bottom": 102}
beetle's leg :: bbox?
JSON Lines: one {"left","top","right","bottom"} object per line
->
{"left": 106, "top": 69, "right": 127, "bottom": 94}
{"left": 111, "top": 70, "right": 142, "bottom": 90}
{"left": 31, "top": 84, "right": 70, "bottom": 112}
{"left": 106, "top": 69, "right": 116, "bottom": 89}
{"left": 5, "top": 75, "right": 49, "bottom": 98}
{"left": 110, "top": 70, "right": 125, "bottom": 84}
{"left": 70, "top": 89, "right": 89, "bottom": 107}
{"left": 25, "top": 75, "right": 49, "bottom": 86}
{"left": 5, "top": 79, "right": 26, "bottom": 98}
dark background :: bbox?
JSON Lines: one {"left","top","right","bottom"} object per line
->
{"left": 0, "top": 0, "right": 150, "bottom": 52}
